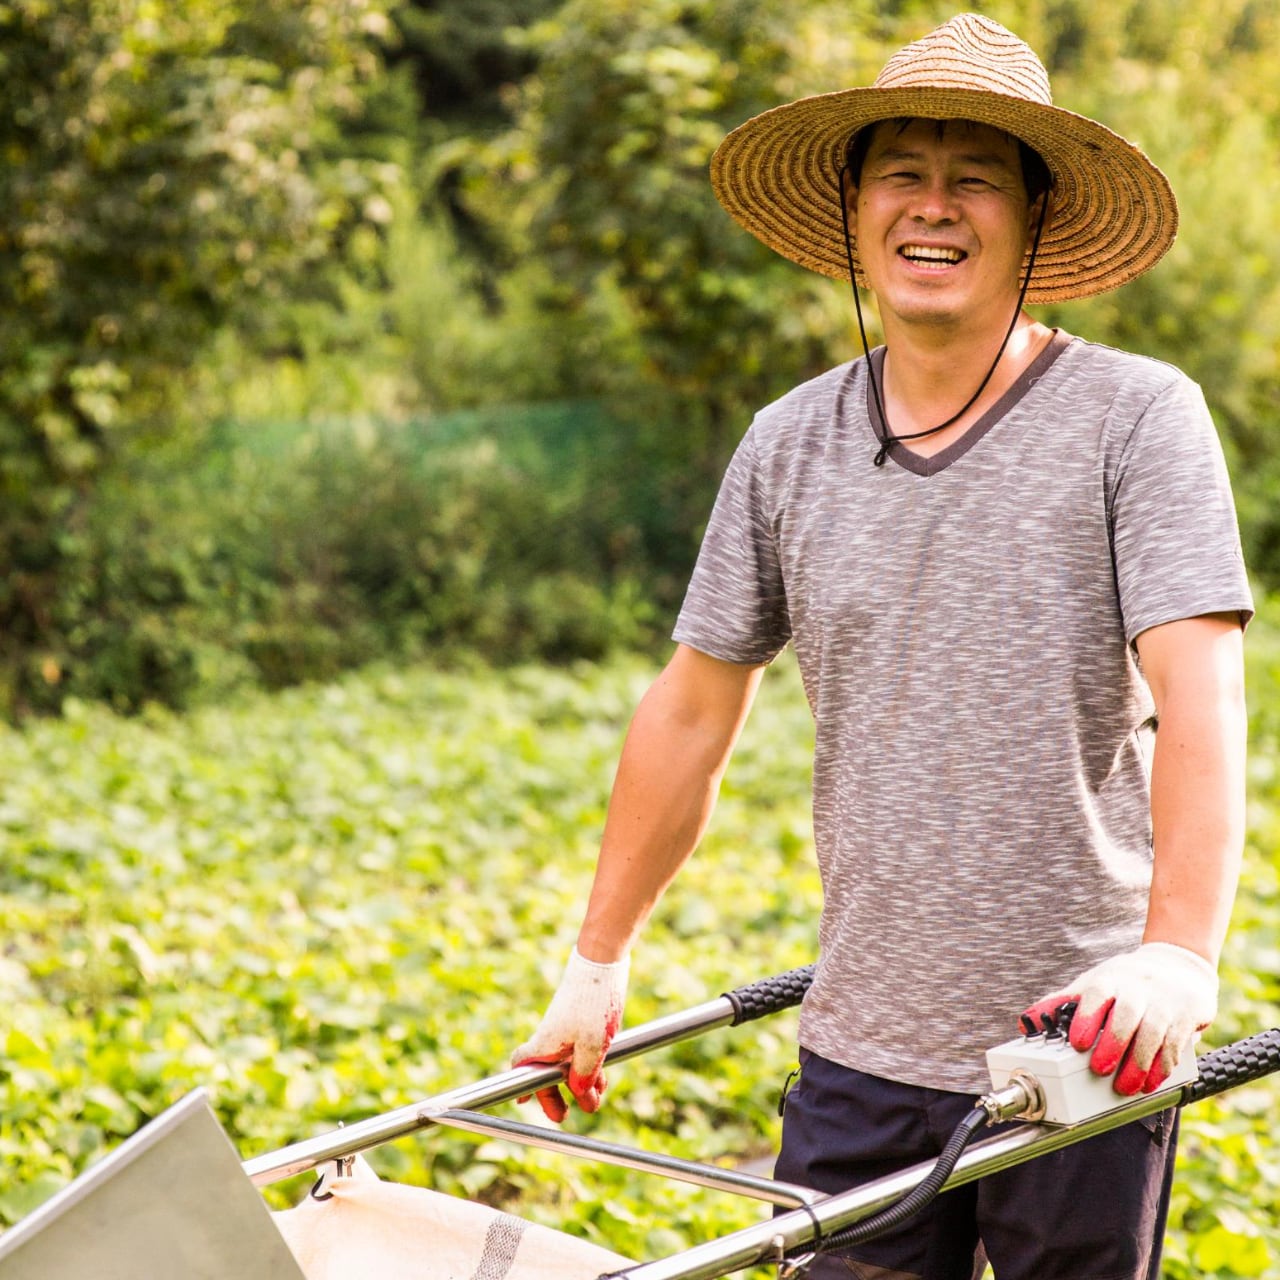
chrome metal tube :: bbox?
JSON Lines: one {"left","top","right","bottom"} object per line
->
{"left": 242, "top": 995, "right": 738, "bottom": 1186}
{"left": 433, "top": 1109, "right": 820, "bottom": 1208}
{"left": 604, "top": 1087, "right": 1183, "bottom": 1280}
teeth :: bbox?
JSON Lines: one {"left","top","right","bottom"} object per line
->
{"left": 901, "top": 245, "right": 964, "bottom": 263}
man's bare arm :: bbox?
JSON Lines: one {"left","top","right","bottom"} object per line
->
{"left": 511, "top": 644, "right": 765, "bottom": 1119}
{"left": 1137, "top": 611, "right": 1247, "bottom": 963}
{"left": 577, "top": 643, "right": 766, "bottom": 962}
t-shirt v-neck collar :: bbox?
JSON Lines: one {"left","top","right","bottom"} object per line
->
{"left": 865, "top": 329, "right": 1073, "bottom": 477}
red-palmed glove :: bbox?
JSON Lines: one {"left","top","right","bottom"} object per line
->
{"left": 1020, "top": 942, "right": 1218, "bottom": 1096}
{"left": 511, "top": 947, "right": 629, "bottom": 1123}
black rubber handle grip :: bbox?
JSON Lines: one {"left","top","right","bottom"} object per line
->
{"left": 723, "top": 965, "right": 816, "bottom": 1025}
{"left": 725, "top": 973, "right": 1279, "bottom": 1092}
{"left": 1186, "top": 1028, "right": 1280, "bottom": 1104}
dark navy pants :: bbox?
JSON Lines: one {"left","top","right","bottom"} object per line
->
{"left": 773, "top": 1050, "right": 1179, "bottom": 1280}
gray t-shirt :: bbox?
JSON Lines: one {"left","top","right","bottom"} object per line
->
{"left": 673, "top": 332, "right": 1254, "bottom": 1092}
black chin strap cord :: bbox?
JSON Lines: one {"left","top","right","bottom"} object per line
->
{"left": 837, "top": 164, "right": 1050, "bottom": 467}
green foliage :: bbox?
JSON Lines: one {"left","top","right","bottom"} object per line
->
{"left": 6, "top": 0, "right": 1280, "bottom": 728}
{"left": 0, "top": 0, "right": 398, "bottom": 680}
{"left": 388, "top": 0, "right": 561, "bottom": 128}
{"left": 2, "top": 611, "right": 1279, "bottom": 1273}
{"left": 382, "top": 213, "right": 646, "bottom": 415}
{"left": 0, "top": 649, "right": 819, "bottom": 1256}
{"left": 459, "top": 0, "right": 853, "bottom": 476}
{"left": 15, "top": 402, "right": 676, "bottom": 716}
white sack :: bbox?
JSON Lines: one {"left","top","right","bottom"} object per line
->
{"left": 272, "top": 1156, "right": 635, "bottom": 1280}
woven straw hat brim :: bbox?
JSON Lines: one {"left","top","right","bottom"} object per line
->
{"left": 710, "top": 86, "right": 1179, "bottom": 303}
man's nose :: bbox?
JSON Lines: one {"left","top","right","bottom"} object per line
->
{"left": 909, "top": 176, "right": 960, "bottom": 222}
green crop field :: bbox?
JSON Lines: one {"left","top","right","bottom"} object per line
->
{"left": 2, "top": 621, "right": 1278, "bottom": 1275}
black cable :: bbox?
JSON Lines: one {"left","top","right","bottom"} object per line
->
{"left": 792, "top": 1106, "right": 990, "bottom": 1260}
{"left": 788, "top": 1027, "right": 1280, "bottom": 1265}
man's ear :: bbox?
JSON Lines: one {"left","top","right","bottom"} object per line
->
{"left": 1027, "top": 189, "right": 1052, "bottom": 240}
{"left": 840, "top": 165, "right": 859, "bottom": 230}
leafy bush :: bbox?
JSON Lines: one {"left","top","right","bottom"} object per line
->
{"left": 0, "top": 650, "right": 819, "bottom": 1257}
{"left": 10, "top": 401, "right": 688, "bottom": 716}
{"left": 0, "top": 0, "right": 399, "bottom": 679}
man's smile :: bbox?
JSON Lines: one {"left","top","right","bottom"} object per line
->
{"left": 897, "top": 243, "right": 968, "bottom": 268}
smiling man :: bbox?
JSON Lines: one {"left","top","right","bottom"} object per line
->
{"left": 512, "top": 14, "right": 1252, "bottom": 1279}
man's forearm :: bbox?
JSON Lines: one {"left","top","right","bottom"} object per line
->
{"left": 1140, "top": 616, "right": 1248, "bottom": 964}
{"left": 575, "top": 647, "right": 764, "bottom": 963}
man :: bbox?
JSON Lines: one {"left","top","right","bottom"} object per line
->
{"left": 512, "top": 14, "right": 1252, "bottom": 1279}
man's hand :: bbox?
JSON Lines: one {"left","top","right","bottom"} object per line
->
{"left": 512, "top": 948, "right": 629, "bottom": 1122}
{"left": 1020, "top": 942, "right": 1218, "bottom": 1096}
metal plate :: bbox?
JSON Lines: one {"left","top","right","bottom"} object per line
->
{"left": 0, "top": 1089, "right": 307, "bottom": 1279}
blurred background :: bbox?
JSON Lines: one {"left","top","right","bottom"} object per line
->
{"left": 3, "top": 0, "right": 1278, "bottom": 719}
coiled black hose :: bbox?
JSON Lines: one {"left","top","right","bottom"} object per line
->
{"left": 713, "top": 974, "right": 1280, "bottom": 1271}
{"left": 804, "top": 1107, "right": 990, "bottom": 1255}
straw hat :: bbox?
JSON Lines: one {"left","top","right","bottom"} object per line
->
{"left": 710, "top": 13, "right": 1178, "bottom": 303}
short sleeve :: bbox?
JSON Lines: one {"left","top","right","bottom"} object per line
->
{"left": 1110, "top": 376, "right": 1254, "bottom": 643}
{"left": 672, "top": 428, "right": 792, "bottom": 664}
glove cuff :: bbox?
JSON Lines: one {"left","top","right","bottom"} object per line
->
{"left": 568, "top": 945, "right": 630, "bottom": 982}
{"left": 1138, "top": 941, "right": 1218, "bottom": 984}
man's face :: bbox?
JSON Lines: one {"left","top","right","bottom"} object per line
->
{"left": 844, "top": 119, "right": 1039, "bottom": 335}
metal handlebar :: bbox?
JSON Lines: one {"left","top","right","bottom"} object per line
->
{"left": 242, "top": 963, "right": 1280, "bottom": 1280}
{"left": 242, "top": 966, "right": 814, "bottom": 1186}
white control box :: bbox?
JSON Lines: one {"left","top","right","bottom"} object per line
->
{"left": 985, "top": 1033, "right": 1198, "bottom": 1126}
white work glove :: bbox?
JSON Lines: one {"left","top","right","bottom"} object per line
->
{"left": 1020, "top": 942, "right": 1218, "bottom": 1096}
{"left": 511, "top": 947, "right": 629, "bottom": 1123}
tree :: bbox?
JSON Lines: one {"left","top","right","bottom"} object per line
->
{"left": 387, "top": 0, "right": 561, "bottom": 130}
{"left": 460, "top": 0, "right": 861, "bottom": 479}
{"left": 0, "top": 0, "right": 398, "bottom": 711}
